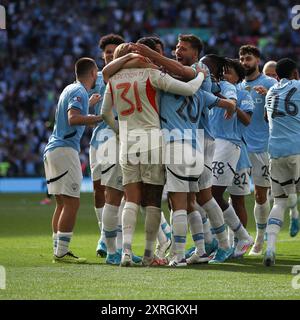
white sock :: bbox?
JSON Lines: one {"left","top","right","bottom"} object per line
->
{"left": 172, "top": 210, "right": 187, "bottom": 260}
{"left": 117, "top": 199, "right": 125, "bottom": 252}
{"left": 102, "top": 203, "right": 119, "bottom": 255}
{"left": 223, "top": 204, "right": 249, "bottom": 240}
{"left": 169, "top": 210, "right": 176, "bottom": 256}
{"left": 187, "top": 211, "right": 205, "bottom": 256}
{"left": 144, "top": 206, "right": 161, "bottom": 259}
{"left": 228, "top": 227, "right": 235, "bottom": 247}
{"left": 266, "top": 198, "right": 287, "bottom": 252}
{"left": 53, "top": 232, "right": 58, "bottom": 255}
{"left": 288, "top": 193, "right": 299, "bottom": 220}
{"left": 95, "top": 207, "right": 105, "bottom": 244}
{"left": 195, "top": 202, "right": 213, "bottom": 244}
{"left": 290, "top": 207, "right": 299, "bottom": 219}
{"left": 160, "top": 211, "right": 172, "bottom": 240}
{"left": 157, "top": 226, "right": 168, "bottom": 246}
{"left": 202, "top": 198, "right": 229, "bottom": 249}
{"left": 253, "top": 201, "right": 270, "bottom": 244}
{"left": 122, "top": 202, "right": 139, "bottom": 254}
{"left": 56, "top": 231, "right": 72, "bottom": 257}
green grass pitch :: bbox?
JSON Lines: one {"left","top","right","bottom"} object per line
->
{"left": 0, "top": 193, "right": 300, "bottom": 300}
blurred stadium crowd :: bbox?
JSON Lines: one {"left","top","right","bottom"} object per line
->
{"left": 0, "top": 0, "right": 299, "bottom": 177}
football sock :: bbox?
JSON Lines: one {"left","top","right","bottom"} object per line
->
{"left": 254, "top": 200, "right": 270, "bottom": 244}
{"left": 103, "top": 204, "right": 119, "bottom": 255}
{"left": 187, "top": 210, "right": 205, "bottom": 256}
{"left": 144, "top": 206, "right": 161, "bottom": 259}
{"left": 117, "top": 198, "right": 126, "bottom": 252}
{"left": 122, "top": 202, "right": 139, "bottom": 254}
{"left": 223, "top": 204, "right": 249, "bottom": 240}
{"left": 288, "top": 194, "right": 299, "bottom": 219}
{"left": 95, "top": 207, "right": 105, "bottom": 244}
{"left": 52, "top": 232, "right": 58, "bottom": 255}
{"left": 172, "top": 210, "right": 187, "bottom": 261}
{"left": 160, "top": 211, "right": 172, "bottom": 240}
{"left": 202, "top": 198, "right": 229, "bottom": 249}
{"left": 195, "top": 202, "right": 213, "bottom": 244}
{"left": 266, "top": 198, "right": 287, "bottom": 252}
{"left": 56, "top": 231, "right": 72, "bottom": 257}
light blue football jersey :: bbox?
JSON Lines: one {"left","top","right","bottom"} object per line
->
{"left": 240, "top": 74, "right": 277, "bottom": 153}
{"left": 192, "top": 60, "right": 215, "bottom": 139}
{"left": 44, "top": 82, "right": 88, "bottom": 155}
{"left": 235, "top": 87, "right": 254, "bottom": 170}
{"left": 265, "top": 78, "right": 300, "bottom": 158}
{"left": 89, "top": 72, "right": 116, "bottom": 149}
{"left": 159, "top": 88, "right": 219, "bottom": 149}
{"left": 209, "top": 80, "right": 241, "bottom": 146}
{"left": 192, "top": 61, "right": 212, "bottom": 93}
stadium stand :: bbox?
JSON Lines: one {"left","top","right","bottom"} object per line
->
{"left": 1, "top": 0, "right": 299, "bottom": 177}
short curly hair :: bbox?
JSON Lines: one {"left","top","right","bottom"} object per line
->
{"left": 99, "top": 34, "right": 125, "bottom": 50}
{"left": 239, "top": 45, "right": 260, "bottom": 58}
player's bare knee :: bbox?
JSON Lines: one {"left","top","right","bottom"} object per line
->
{"left": 169, "top": 192, "right": 187, "bottom": 211}
{"left": 197, "top": 189, "right": 212, "bottom": 206}
{"left": 255, "top": 192, "right": 267, "bottom": 204}
{"left": 105, "top": 187, "right": 123, "bottom": 206}
{"left": 55, "top": 195, "right": 64, "bottom": 208}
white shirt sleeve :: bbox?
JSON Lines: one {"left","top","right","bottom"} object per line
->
{"left": 148, "top": 69, "right": 204, "bottom": 96}
{"left": 100, "top": 83, "right": 119, "bottom": 133}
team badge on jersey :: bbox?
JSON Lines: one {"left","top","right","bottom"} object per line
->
{"left": 71, "top": 183, "right": 79, "bottom": 192}
{"left": 73, "top": 96, "right": 81, "bottom": 102}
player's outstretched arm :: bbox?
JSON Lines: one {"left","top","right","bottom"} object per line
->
{"left": 68, "top": 108, "right": 102, "bottom": 126}
{"left": 149, "top": 69, "right": 204, "bottom": 96}
{"left": 100, "top": 85, "right": 119, "bottom": 133}
{"left": 131, "top": 43, "right": 200, "bottom": 81}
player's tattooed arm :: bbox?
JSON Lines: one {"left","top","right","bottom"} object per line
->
{"left": 68, "top": 108, "right": 102, "bottom": 126}
{"left": 102, "top": 53, "right": 148, "bottom": 83}
{"left": 131, "top": 43, "right": 207, "bottom": 81}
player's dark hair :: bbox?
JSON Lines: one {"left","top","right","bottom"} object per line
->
{"left": 226, "top": 58, "right": 245, "bottom": 83}
{"left": 75, "top": 57, "right": 97, "bottom": 78}
{"left": 276, "top": 58, "right": 298, "bottom": 79}
{"left": 239, "top": 45, "right": 260, "bottom": 58}
{"left": 202, "top": 54, "right": 230, "bottom": 81}
{"left": 99, "top": 34, "right": 125, "bottom": 50}
{"left": 178, "top": 34, "right": 203, "bottom": 58}
{"left": 137, "top": 37, "right": 157, "bottom": 52}
{"left": 147, "top": 36, "right": 165, "bottom": 52}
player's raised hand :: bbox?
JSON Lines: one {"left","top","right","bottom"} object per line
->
{"left": 130, "top": 43, "right": 157, "bottom": 60}
{"left": 253, "top": 85, "right": 268, "bottom": 95}
{"left": 127, "top": 52, "right": 152, "bottom": 64}
{"left": 89, "top": 93, "right": 101, "bottom": 107}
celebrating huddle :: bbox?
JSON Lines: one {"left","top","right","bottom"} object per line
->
{"left": 43, "top": 33, "right": 300, "bottom": 268}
